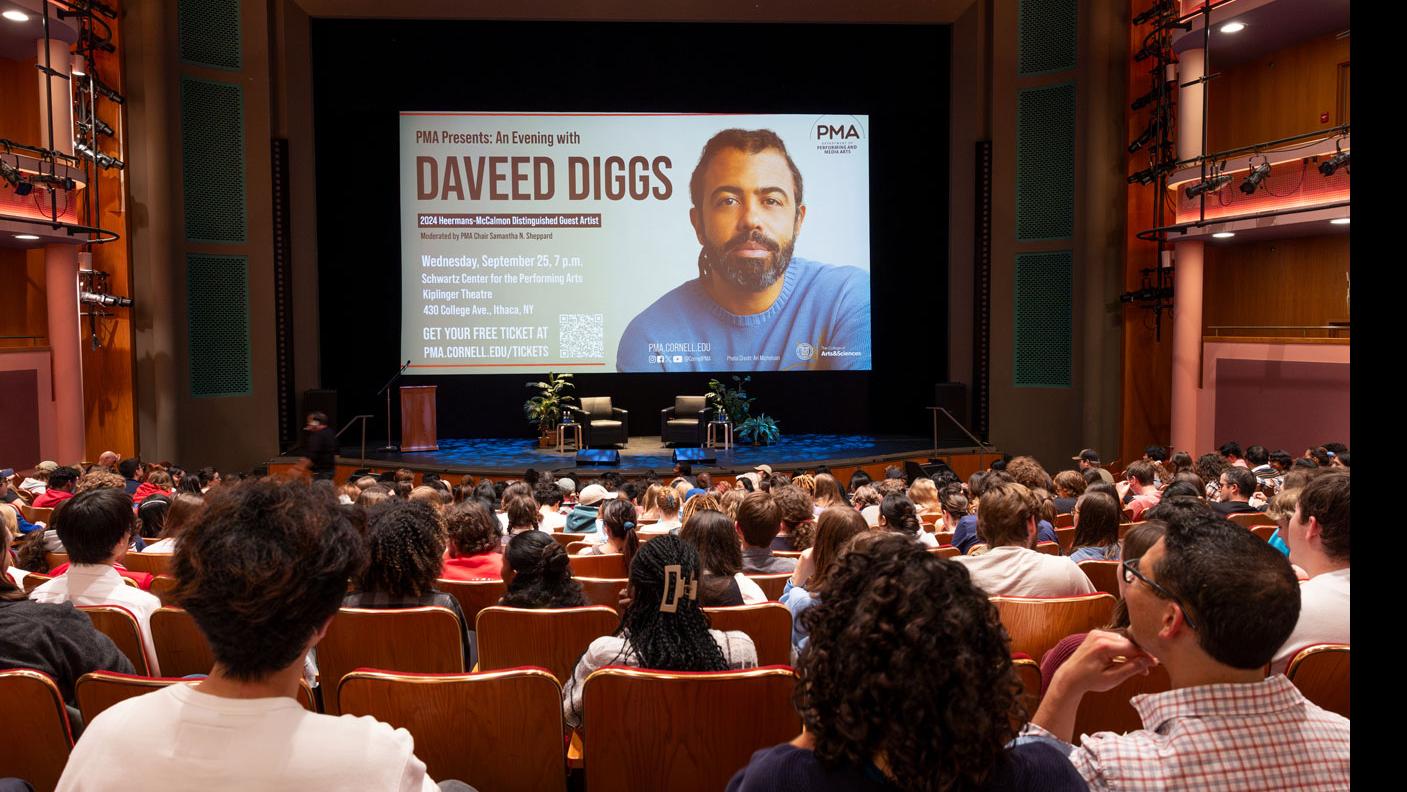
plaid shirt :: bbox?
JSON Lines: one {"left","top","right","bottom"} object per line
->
{"left": 1028, "top": 675, "right": 1349, "bottom": 790}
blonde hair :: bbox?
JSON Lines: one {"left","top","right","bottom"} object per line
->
{"left": 791, "top": 474, "right": 816, "bottom": 496}
{"left": 907, "top": 478, "right": 940, "bottom": 511}
{"left": 719, "top": 489, "right": 745, "bottom": 520}
{"left": 681, "top": 492, "right": 722, "bottom": 526}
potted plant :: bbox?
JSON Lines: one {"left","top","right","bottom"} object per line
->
{"left": 706, "top": 375, "right": 754, "bottom": 425}
{"left": 736, "top": 414, "right": 781, "bottom": 446}
{"left": 524, "top": 372, "right": 576, "bottom": 448}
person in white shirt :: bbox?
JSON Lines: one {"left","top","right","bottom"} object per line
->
{"left": 678, "top": 509, "right": 766, "bottom": 604}
{"left": 30, "top": 487, "right": 163, "bottom": 675}
{"left": 651, "top": 489, "right": 682, "bottom": 534}
{"left": 876, "top": 493, "right": 937, "bottom": 547}
{"left": 57, "top": 477, "right": 470, "bottom": 792}
{"left": 954, "top": 480, "right": 1095, "bottom": 598}
{"left": 562, "top": 535, "right": 757, "bottom": 730}
{"left": 1270, "top": 469, "right": 1349, "bottom": 674}
{"left": 534, "top": 484, "right": 568, "bottom": 532}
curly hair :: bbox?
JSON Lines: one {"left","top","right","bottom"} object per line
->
{"left": 356, "top": 499, "right": 446, "bottom": 598}
{"left": 849, "top": 485, "right": 881, "bottom": 511}
{"left": 680, "top": 492, "right": 721, "bottom": 526}
{"left": 444, "top": 499, "right": 501, "bottom": 556}
{"left": 75, "top": 470, "right": 125, "bottom": 495}
{"left": 612, "top": 535, "right": 728, "bottom": 672}
{"left": 500, "top": 531, "right": 587, "bottom": 608}
{"left": 796, "top": 532, "right": 1023, "bottom": 791}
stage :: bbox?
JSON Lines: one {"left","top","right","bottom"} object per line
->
{"left": 266, "top": 433, "right": 1000, "bottom": 484}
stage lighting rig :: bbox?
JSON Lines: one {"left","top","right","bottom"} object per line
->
{"left": 1128, "top": 109, "right": 1167, "bottom": 154}
{"left": 1120, "top": 286, "right": 1173, "bottom": 304}
{"left": 80, "top": 291, "right": 133, "bottom": 308}
{"left": 76, "top": 116, "right": 115, "bottom": 138}
{"left": 29, "top": 171, "right": 77, "bottom": 192}
{"left": 1318, "top": 143, "right": 1349, "bottom": 177}
{"left": 76, "top": 74, "right": 124, "bottom": 105}
{"left": 1133, "top": 0, "right": 1175, "bottom": 26}
{"left": 74, "top": 141, "right": 124, "bottom": 171}
{"left": 58, "top": 0, "right": 118, "bottom": 19}
{"left": 1239, "top": 157, "right": 1271, "bottom": 195}
{"left": 1184, "top": 163, "right": 1232, "bottom": 199}
{"left": 1, "top": 160, "right": 34, "bottom": 196}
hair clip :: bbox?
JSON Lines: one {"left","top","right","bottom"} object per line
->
{"left": 659, "top": 564, "right": 697, "bottom": 613}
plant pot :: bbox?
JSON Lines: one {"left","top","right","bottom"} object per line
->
{"left": 539, "top": 432, "right": 556, "bottom": 448}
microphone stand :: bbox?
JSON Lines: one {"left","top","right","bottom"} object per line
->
{"left": 377, "top": 359, "right": 412, "bottom": 453}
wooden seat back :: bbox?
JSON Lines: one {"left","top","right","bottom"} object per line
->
{"left": 1034, "top": 541, "right": 1061, "bottom": 556}
{"left": 550, "top": 532, "right": 583, "bottom": 548}
{"left": 1072, "top": 662, "right": 1172, "bottom": 737}
{"left": 75, "top": 671, "right": 317, "bottom": 724}
{"left": 1077, "top": 560, "right": 1122, "bottom": 596}
{"left": 704, "top": 604, "right": 793, "bottom": 667}
{"left": 772, "top": 550, "right": 802, "bottom": 559}
{"left": 318, "top": 606, "right": 465, "bottom": 715}
{"left": 22, "top": 505, "right": 54, "bottom": 524}
{"left": 575, "top": 577, "right": 629, "bottom": 611}
{"left": 1012, "top": 655, "right": 1043, "bottom": 715}
{"left": 929, "top": 545, "right": 961, "bottom": 559}
{"left": 935, "top": 530, "right": 955, "bottom": 546}
{"left": 44, "top": 551, "right": 68, "bottom": 572}
{"left": 745, "top": 573, "right": 791, "bottom": 601}
{"left": 991, "top": 594, "right": 1118, "bottom": 661}
{"left": 1285, "top": 644, "right": 1349, "bottom": 718}
{"left": 123, "top": 552, "right": 173, "bottom": 575}
{"left": 1228, "top": 512, "right": 1268, "bottom": 529}
{"left": 79, "top": 604, "right": 151, "bottom": 676}
{"left": 339, "top": 669, "right": 567, "bottom": 792}
{"left": 436, "top": 577, "right": 509, "bottom": 631}
{"left": 582, "top": 667, "right": 800, "bottom": 792}
{"left": 569, "top": 550, "right": 626, "bottom": 578}
{"left": 151, "top": 606, "right": 216, "bottom": 678}
{"left": 0, "top": 669, "right": 73, "bottom": 790}
{"left": 1251, "top": 525, "right": 1277, "bottom": 542}
{"left": 149, "top": 574, "right": 181, "bottom": 606}
{"left": 1054, "top": 527, "right": 1076, "bottom": 554}
{"left": 1054, "top": 512, "right": 1075, "bottom": 528}
{"left": 476, "top": 605, "right": 619, "bottom": 684}
{"left": 22, "top": 571, "right": 53, "bottom": 593}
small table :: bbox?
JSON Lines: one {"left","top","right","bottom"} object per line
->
{"left": 706, "top": 419, "right": 733, "bottom": 451}
{"left": 557, "top": 421, "right": 583, "bottom": 453}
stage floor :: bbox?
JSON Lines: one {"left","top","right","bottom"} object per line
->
{"left": 337, "top": 434, "right": 981, "bottom": 476}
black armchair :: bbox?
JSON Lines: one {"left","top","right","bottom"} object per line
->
{"left": 566, "top": 396, "right": 629, "bottom": 448}
{"left": 661, "top": 395, "right": 711, "bottom": 446}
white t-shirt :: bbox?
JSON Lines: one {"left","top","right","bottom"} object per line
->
{"left": 953, "top": 546, "right": 1097, "bottom": 598}
{"left": 56, "top": 684, "right": 437, "bottom": 791}
{"left": 30, "top": 563, "right": 163, "bottom": 675}
{"left": 539, "top": 509, "right": 567, "bottom": 531}
{"left": 1270, "top": 567, "right": 1350, "bottom": 674}
{"left": 734, "top": 572, "right": 767, "bottom": 604}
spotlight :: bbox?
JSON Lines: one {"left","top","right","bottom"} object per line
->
{"left": 1134, "top": 38, "right": 1162, "bottom": 62}
{"left": 1219, "top": 22, "right": 1246, "bottom": 34}
{"left": 77, "top": 116, "right": 116, "bottom": 138}
{"left": 30, "top": 172, "right": 78, "bottom": 191}
{"left": 1128, "top": 112, "right": 1165, "bottom": 153}
{"left": 1, "top": 160, "right": 33, "bottom": 196}
{"left": 1184, "top": 167, "right": 1232, "bottom": 199}
{"left": 1128, "top": 166, "right": 1161, "bottom": 185}
{"left": 77, "top": 75, "right": 125, "bottom": 105}
{"left": 2, "top": 10, "right": 29, "bottom": 23}
{"left": 1120, "top": 286, "right": 1174, "bottom": 303}
{"left": 1319, "top": 149, "right": 1349, "bottom": 177}
{"left": 1132, "top": 1, "right": 1174, "bottom": 25}
{"left": 74, "top": 141, "right": 125, "bottom": 170}
{"left": 80, "top": 291, "right": 133, "bottom": 308}
{"left": 71, "top": 55, "right": 86, "bottom": 77}
{"left": 1239, "top": 158, "right": 1271, "bottom": 194}
{"left": 1131, "top": 83, "right": 1166, "bottom": 111}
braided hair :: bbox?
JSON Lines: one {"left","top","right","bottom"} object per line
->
{"left": 500, "top": 531, "right": 587, "bottom": 608}
{"left": 357, "top": 499, "right": 445, "bottom": 598}
{"left": 612, "top": 535, "right": 728, "bottom": 672}
{"left": 600, "top": 498, "right": 640, "bottom": 569}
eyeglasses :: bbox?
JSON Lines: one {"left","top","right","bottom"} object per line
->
{"left": 1120, "top": 557, "right": 1198, "bottom": 631}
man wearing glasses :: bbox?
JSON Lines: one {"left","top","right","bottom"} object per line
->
{"left": 1026, "top": 509, "right": 1349, "bottom": 789}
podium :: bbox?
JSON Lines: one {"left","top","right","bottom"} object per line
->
{"left": 400, "top": 385, "right": 439, "bottom": 451}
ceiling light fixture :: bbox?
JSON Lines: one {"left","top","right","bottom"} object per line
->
{"left": 14, "top": 234, "right": 40, "bottom": 240}
{"left": 2, "top": 10, "right": 29, "bottom": 22}
{"left": 1330, "top": 218, "right": 1350, "bottom": 225}
{"left": 1219, "top": 22, "right": 1246, "bottom": 34}
{"left": 1212, "top": 232, "right": 1235, "bottom": 239}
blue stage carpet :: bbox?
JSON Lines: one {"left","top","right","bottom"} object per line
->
{"left": 344, "top": 433, "right": 940, "bottom": 474}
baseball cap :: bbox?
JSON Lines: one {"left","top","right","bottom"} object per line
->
{"left": 753, "top": 464, "right": 773, "bottom": 475}
{"left": 578, "top": 484, "right": 608, "bottom": 506}
{"left": 685, "top": 488, "right": 707, "bottom": 501}
{"left": 556, "top": 477, "right": 576, "bottom": 494}
{"left": 1071, "top": 449, "right": 1100, "bottom": 463}
{"left": 35, "top": 461, "right": 59, "bottom": 473}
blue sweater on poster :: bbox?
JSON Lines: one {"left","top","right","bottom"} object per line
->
{"left": 615, "top": 258, "right": 871, "bottom": 372}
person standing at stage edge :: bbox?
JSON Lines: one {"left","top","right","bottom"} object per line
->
{"left": 299, "top": 412, "right": 338, "bottom": 481}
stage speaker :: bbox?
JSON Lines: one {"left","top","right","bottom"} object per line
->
{"left": 301, "top": 389, "right": 339, "bottom": 432}
{"left": 576, "top": 449, "right": 621, "bottom": 466}
{"left": 919, "top": 460, "right": 957, "bottom": 482}
{"left": 932, "top": 383, "right": 970, "bottom": 443}
{"left": 672, "top": 447, "right": 716, "bottom": 465}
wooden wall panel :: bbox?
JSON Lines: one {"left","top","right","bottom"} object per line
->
{"left": 0, "top": 249, "right": 48, "bottom": 344}
{"left": 0, "top": 57, "right": 40, "bottom": 143}
{"left": 1202, "top": 235, "right": 1350, "bottom": 331}
{"left": 1208, "top": 33, "right": 1350, "bottom": 154}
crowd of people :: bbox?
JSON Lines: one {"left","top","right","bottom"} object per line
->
{"left": 0, "top": 436, "right": 1350, "bottom": 790}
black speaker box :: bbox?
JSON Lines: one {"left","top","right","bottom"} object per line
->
{"left": 576, "top": 449, "right": 621, "bottom": 466}
{"left": 672, "top": 447, "right": 716, "bottom": 464}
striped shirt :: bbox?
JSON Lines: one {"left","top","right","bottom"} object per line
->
{"left": 1029, "top": 675, "right": 1349, "bottom": 790}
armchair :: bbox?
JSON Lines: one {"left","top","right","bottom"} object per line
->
{"left": 566, "top": 396, "right": 629, "bottom": 448}
{"left": 660, "top": 396, "right": 711, "bottom": 446}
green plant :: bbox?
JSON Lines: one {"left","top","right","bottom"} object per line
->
{"left": 706, "top": 375, "right": 754, "bottom": 423}
{"left": 524, "top": 372, "right": 576, "bottom": 434}
{"left": 737, "top": 414, "right": 781, "bottom": 445}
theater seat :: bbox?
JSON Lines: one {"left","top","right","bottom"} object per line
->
{"left": 1072, "top": 662, "right": 1172, "bottom": 737}
{"left": 1285, "top": 643, "right": 1349, "bottom": 718}
{"left": 575, "top": 576, "right": 629, "bottom": 612}
{"left": 991, "top": 594, "right": 1117, "bottom": 662}
{"left": 476, "top": 605, "right": 619, "bottom": 684}
{"left": 581, "top": 667, "right": 800, "bottom": 792}
{"left": 76, "top": 671, "right": 318, "bottom": 725}
{"left": 318, "top": 606, "right": 465, "bottom": 715}
{"left": 78, "top": 604, "right": 153, "bottom": 676}
{"left": 151, "top": 606, "right": 216, "bottom": 678}
{"left": 1077, "top": 560, "right": 1122, "bottom": 596}
{"left": 704, "top": 604, "right": 793, "bottom": 667}
{"left": 0, "top": 669, "right": 74, "bottom": 790}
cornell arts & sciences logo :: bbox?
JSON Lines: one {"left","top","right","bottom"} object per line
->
{"left": 795, "top": 342, "right": 816, "bottom": 361}
{"left": 810, "top": 115, "right": 865, "bottom": 156}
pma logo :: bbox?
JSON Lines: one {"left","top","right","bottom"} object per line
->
{"left": 795, "top": 342, "right": 816, "bottom": 361}
{"left": 810, "top": 115, "right": 866, "bottom": 156}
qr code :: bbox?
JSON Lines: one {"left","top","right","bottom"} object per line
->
{"left": 559, "top": 314, "right": 604, "bottom": 358}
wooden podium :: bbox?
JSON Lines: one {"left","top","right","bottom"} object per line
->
{"left": 400, "top": 385, "right": 439, "bottom": 451}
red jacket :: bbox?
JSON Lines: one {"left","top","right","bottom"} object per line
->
{"left": 440, "top": 553, "right": 503, "bottom": 581}
{"left": 46, "top": 562, "right": 155, "bottom": 591}
{"left": 31, "top": 489, "right": 73, "bottom": 509}
{"left": 131, "top": 482, "right": 171, "bottom": 504}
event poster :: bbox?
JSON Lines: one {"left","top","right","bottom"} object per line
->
{"left": 400, "top": 113, "right": 871, "bottom": 373}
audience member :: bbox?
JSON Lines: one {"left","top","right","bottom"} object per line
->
{"left": 730, "top": 532, "right": 1084, "bottom": 792}
{"left": 19, "top": 460, "right": 58, "bottom": 496}
{"left": 1072, "top": 449, "right": 1115, "bottom": 485}
{"left": 736, "top": 491, "right": 795, "bottom": 574}
{"left": 811, "top": 473, "right": 845, "bottom": 513}
{"left": 680, "top": 491, "right": 722, "bottom": 526}
{"left": 32, "top": 466, "right": 79, "bottom": 508}
{"left": 1269, "top": 470, "right": 1349, "bottom": 674}
{"left": 1122, "top": 461, "right": 1162, "bottom": 521}
{"left": 771, "top": 485, "right": 816, "bottom": 552}
{"left": 117, "top": 458, "right": 143, "bottom": 496}
{"left": 1220, "top": 440, "right": 1248, "bottom": 468}
{"left": 876, "top": 493, "right": 933, "bottom": 547}
{"left": 1051, "top": 470, "right": 1086, "bottom": 515}
{"left": 577, "top": 499, "right": 641, "bottom": 569}
{"left": 30, "top": 488, "right": 162, "bottom": 673}
{"left": 1028, "top": 511, "right": 1348, "bottom": 788}
{"left": 955, "top": 481, "right": 1095, "bottom": 597}
{"left": 565, "top": 484, "right": 607, "bottom": 533}
{"left": 498, "top": 531, "right": 587, "bottom": 609}
{"left": 653, "top": 489, "right": 682, "bottom": 533}
{"left": 952, "top": 473, "right": 1058, "bottom": 554}
{"left": 136, "top": 493, "right": 171, "bottom": 540}
{"left": 1067, "top": 491, "right": 1122, "bottom": 563}
{"left": 906, "top": 477, "right": 942, "bottom": 520}
{"left": 132, "top": 469, "right": 173, "bottom": 505}
{"left": 502, "top": 494, "right": 544, "bottom": 547}
{"left": 440, "top": 500, "right": 503, "bottom": 581}
{"left": 781, "top": 507, "right": 868, "bottom": 650}
{"left": 58, "top": 477, "right": 462, "bottom": 790}
{"left": 562, "top": 536, "right": 757, "bottom": 730}
{"left": 1195, "top": 453, "right": 1227, "bottom": 499}
{"left": 1211, "top": 466, "right": 1263, "bottom": 516}
{"left": 139, "top": 493, "right": 206, "bottom": 553}
{"left": 680, "top": 509, "right": 766, "bottom": 605}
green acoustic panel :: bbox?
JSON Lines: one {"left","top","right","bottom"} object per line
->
{"left": 1014, "top": 251, "right": 1072, "bottom": 388}
{"left": 1019, "top": 0, "right": 1078, "bottom": 75}
{"left": 178, "top": 0, "right": 242, "bottom": 70}
{"left": 187, "top": 254, "right": 251, "bottom": 398}
{"left": 181, "top": 77, "right": 246, "bottom": 243}
{"left": 1016, "top": 83, "right": 1076, "bottom": 241}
